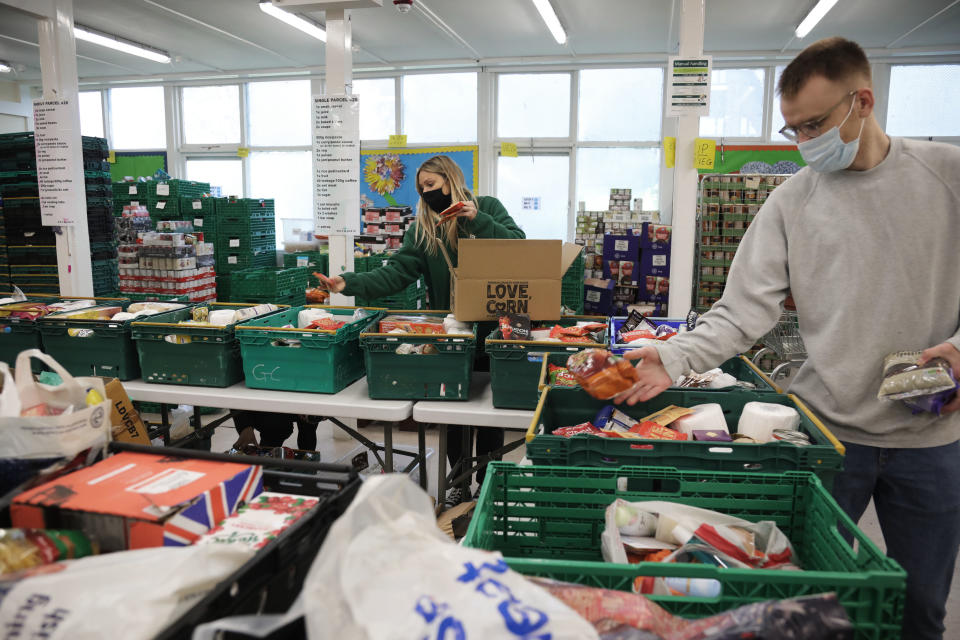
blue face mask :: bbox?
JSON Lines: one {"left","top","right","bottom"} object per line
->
{"left": 797, "top": 98, "right": 864, "bottom": 173}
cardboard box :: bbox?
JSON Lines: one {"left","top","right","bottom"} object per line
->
{"left": 642, "top": 223, "right": 672, "bottom": 250}
{"left": 602, "top": 233, "right": 640, "bottom": 262}
{"left": 640, "top": 248, "right": 670, "bottom": 277}
{"left": 12, "top": 452, "right": 263, "bottom": 552}
{"left": 583, "top": 278, "right": 615, "bottom": 315}
{"left": 639, "top": 275, "right": 670, "bottom": 303}
{"left": 104, "top": 378, "right": 151, "bottom": 446}
{"left": 442, "top": 239, "right": 582, "bottom": 321}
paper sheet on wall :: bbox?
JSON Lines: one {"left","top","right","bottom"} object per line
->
{"left": 313, "top": 94, "right": 360, "bottom": 236}
{"left": 666, "top": 56, "right": 712, "bottom": 117}
{"left": 33, "top": 98, "right": 86, "bottom": 226}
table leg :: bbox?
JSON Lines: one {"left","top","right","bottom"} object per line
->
{"left": 437, "top": 424, "right": 448, "bottom": 510}
{"left": 160, "top": 403, "right": 170, "bottom": 446}
{"left": 383, "top": 422, "right": 394, "bottom": 473}
{"left": 417, "top": 422, "right": 427, "bottom": 491}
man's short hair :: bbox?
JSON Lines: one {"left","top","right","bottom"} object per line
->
{"left": 778, "top": 37, "right": 871, "bottom": 98}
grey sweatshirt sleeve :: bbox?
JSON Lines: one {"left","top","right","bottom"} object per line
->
{"left": 655, "top": 194, "right": 794, "bottom": 380}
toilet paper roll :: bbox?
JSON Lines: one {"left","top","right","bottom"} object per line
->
{"left": 736, "top": 402, "right": 801, "bottom": 443}
{"left": 672, "top": 403, "right": 728, "bottom": 436}
{"left": 298, "top": 309, "right": 333, "bottom": 329}
{"left": 207, "top": 309, "right": 239, "bottom": 326}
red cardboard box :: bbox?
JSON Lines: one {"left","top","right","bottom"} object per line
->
{"left": 11, "top": 452, "right": 262, "bottom": 552}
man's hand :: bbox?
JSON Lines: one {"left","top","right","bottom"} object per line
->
{"left": 611, "top": 346, "right": 674, "bottom": 406}
{"left": 917, "top": 342, "right": 960, "bottom": 414}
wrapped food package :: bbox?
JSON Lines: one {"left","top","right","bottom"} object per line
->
{"left": 566, "top": 349, "right": 640, "bottom": 400}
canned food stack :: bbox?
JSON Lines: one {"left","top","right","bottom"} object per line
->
{"left": 696, "top": 174, "right": 790, "bottom": 311}
{"left": 118, "top": 224, "right": 216, "bottom": 302}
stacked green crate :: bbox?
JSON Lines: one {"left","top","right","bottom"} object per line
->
{"left": 282, "top": 250, "right": 328, "bottom": 288}
{"left": 112, "top": 181, "right": 148, "bottom": 216}
{"left": 180, "top": 196, "right": 217, "bottom": 242}
{"left": 0, "top": 198, "right": 9, "bottom": 290}
{"left": 145, "top": 179, "right": 210, "bottom": 221}
{"left": 695, "top": 174, "right": 789, "bottom": 312}
{"left": 214, "top": 198, "right": 275, "bottom": 274}
{"left": 352, "top": 253, "right": 428, "bottom": 309}
{"left": 223, "top": 266, "right": 308, "bottom": 305}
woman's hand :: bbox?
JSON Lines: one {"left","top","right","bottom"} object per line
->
{"left": 456, "top": 200, "right": 477, "bottom": 221}
{"left": 315, "top": 272, "right": 346, "bottom": 293}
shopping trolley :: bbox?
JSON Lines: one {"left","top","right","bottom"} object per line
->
{"left": 752, "top": 309, "right": 807, "bottom": 380}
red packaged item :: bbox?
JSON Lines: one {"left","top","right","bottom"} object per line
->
{"left": 553, "top": 422, "right": 603, "bottom": 438}
{"left": 378, "top": 315, "right": 445, "bottom": 334}
{"left": 628, "top": 421, "right": 688, "bottom": 441}
{"left": 548, "top": 364, "right": 578, "bottom": 387}
{"left": 566, "top": 349, "right": 640, "bottom": 400}
{"left": 307, "top": 318, "right": 346, "bottom": 331}
{"left": 620, "top": 329, "right": 659, "bottom": 343}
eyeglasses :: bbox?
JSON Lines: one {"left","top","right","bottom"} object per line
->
{"left": 779, "top": 90, "right": 857, "bottom": 142}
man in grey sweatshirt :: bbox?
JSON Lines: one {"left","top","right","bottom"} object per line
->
{"left": 616, "top": 38, "right": 960, "bottom": 640}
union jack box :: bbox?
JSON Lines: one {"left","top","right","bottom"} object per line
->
{"left": 11, "top": 452, "right": 263, "bottom": 552}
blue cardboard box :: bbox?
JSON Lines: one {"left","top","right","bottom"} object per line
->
{"left": 602, "top": 232, "right": 641, "bottom": 262}
{"left": 641, "top": 223, "right": 672, "bottom": 251}
{"left": 583, "top": 279, "right": 615, "bottom": 315}
{"left": 640, "top": 248, "right": 670, "bottom": 277}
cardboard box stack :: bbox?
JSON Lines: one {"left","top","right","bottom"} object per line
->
{"left": 696, "top": 174, "right": 789, "bottom": 311}
{"left": 358, "top": 205, "right": 415, "bottom": 252}
{"left": 638, "top": 222, "right": 672, "bottom": 310}
{"left": 0, "top": 132, "right": 117, "bottom": 296}
{"left": 577, "top": 188, "right": 661, "bottom": 315}
{"left": 117, "top": 213, "right": 216, "bottom": 302}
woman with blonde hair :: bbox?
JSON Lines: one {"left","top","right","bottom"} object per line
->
{"left": 323, "top": 154, "right": 525, "bottom": 506}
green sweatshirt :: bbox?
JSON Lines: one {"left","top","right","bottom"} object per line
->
{"left": 341, "top": 195, "right": 525, "bottom": 310}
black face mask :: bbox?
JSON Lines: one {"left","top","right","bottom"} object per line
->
{"left": 421, "top": 187, "right": 452, "bottom": 213}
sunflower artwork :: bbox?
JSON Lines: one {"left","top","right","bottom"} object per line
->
{"left": 364, "top": 154, "right": 406, "bottom": 206}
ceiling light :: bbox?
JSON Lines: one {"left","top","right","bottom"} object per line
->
{"left": 795, "top": 0, "right": 840, "bottom": 38}
{"left": 0, "top": 63, "right": 11, "bottom": 73}
{"left": 531, "top": 0, "right": 566, "bottom": 45}
{"left": 74, "top": 25, "right": 171, "bottom": 63}
{"left": 259, "top": 2, "right": 326, "bottom": 42}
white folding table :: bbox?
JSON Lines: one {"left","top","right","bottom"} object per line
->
{"left": 123, "top": 377, "right": 422, "bottom": 486}
{"left": 413, "top": 373, "right": 535, "bottom": 505}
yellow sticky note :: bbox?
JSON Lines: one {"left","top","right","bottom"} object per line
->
{"left": 107, "top": 150, "right": 116, "bottom": 164}
{"left": 663, "top": 137, "right": 676, "bottom": 168}
{"left": 237, "top": 147, "right": 250, "bottom": 158}
{"left": 388, "top": 134, "right": 407, "bottom": 148}
{"left": 501, "top": 142, "right": 518, "bottom": 157}
{"left": 693, "top": 138, "right": 716, "bottom": 170}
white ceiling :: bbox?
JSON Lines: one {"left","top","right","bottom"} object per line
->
{"left": 0, "top": 0, "right": 958, "bottom": 83}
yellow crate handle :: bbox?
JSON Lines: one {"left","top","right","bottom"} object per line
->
{"left": 526, "top": 385, "right": 550, "bottom": 443}
{"left": 739, "top": 354, "right": 783, "bottom": 393}
{"left": 788, "top": 393, "right": 845, "bottom": 456}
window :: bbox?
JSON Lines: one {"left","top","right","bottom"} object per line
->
{"left": 249, "top": 151, "right": 312, "bottom": 242}
{"left": 248, "top": 80, "right": 311, "bottom": 146}
{"left": 402, "top": 72, "right": 477, "bottom": 143}
{"left": 182, "top": 85, "right": 240, "bottom": 145}
{"left": 699, "top": 68, "right": 764, "bottom": 138}
{"left": 353, "top": 78, "right": 395, "bottom": 140}
{"left": 579, "top": 68, "right": 663, "bottom": 141}
{"left": 110, "top": 86, "right": 166, "bottom": 149}
{"left": 887, "top": 65, "right": 960, "bottom": 137}
{"left": 771, "top": 65, "right": 788, "bottom": 141}
{"left": 576, "top": 148, "right": 660, "bottom": 212}
{"left": 185, "top": 159, "right": 243, "bottom": 198}
{"left": 497, "top": 73, "right": 570, "bottom": 138}
{"left": 496, "top": 155, "right": 569, "bottom": 241}
{"left": 78, "top": 91, "right": 104, "bottom": 138}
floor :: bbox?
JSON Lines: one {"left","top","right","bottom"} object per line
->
{"left": 187, "top": 411, "right": 959, "bottom": 638}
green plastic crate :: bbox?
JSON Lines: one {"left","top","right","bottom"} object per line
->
{"left": 146, "top": 179, "right": 210, "bottom": 200}
{"left": 131, "top": 302, "right": 283, "bottom": 387}
{"left": 463, "top": 463, "right": 904, "bottom": 640}
{"left": 216, "top": 246, "right": 276, "bottom": 273}
{"left": 0, "top": 296, "right": 64, "bottom": 371}
{"left": 525, "top": 380, "right": 844, "bottom": 483}
{"left": 236, "top": 306, "right": 380, "bottom": 393}
{"left": 38, "top": 299, "right": 140, "bottom": 379}
{"left": 360, "top": 311, "right": 476, "bottom": 400}
{"left": 561, "top": 251, "right": 585, "bottom": 314}
{"left": 485, "top": 316, "right": 608, "bottom": 410}
{"left": 283, "top": 252, "right": 328, "bottom": 288}
{"left": 121, "top": 293, "right": 190, "bottom": 303}
{"left": 215, "top": 197, "right": 274, "bottom": 219}
{"left": 356, "top": 279, "right": 427, "bottom": 310}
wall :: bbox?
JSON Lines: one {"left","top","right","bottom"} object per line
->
{"left": 0, "top": 80, "right": 32, "bottom": 133}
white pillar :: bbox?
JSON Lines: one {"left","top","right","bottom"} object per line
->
{"left": 324, "top": 8, "right": 356, "bottom": 306}
{"left": 666, "top": 0, "right": 705, "bottom": 318}
{"left": 35, "top": 0, "right": 93, "bottom": 297}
